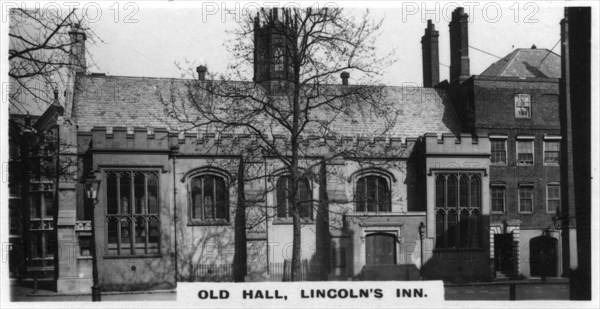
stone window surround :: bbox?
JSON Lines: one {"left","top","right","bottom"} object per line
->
{"left": 274, "top": 175, "right": 314, "bottom": 222}
{"left": 269, "top": 168, "right": 318, "bottom": 225}
{"left": 102, "top": 168, "right": 161, "bottom": 257}
{"left": 434, "top": 172, "right": 483, "bottom": 250}
{"left": 349, "top": 167, "right": 396, "bottom": 215}
{"left": 183, "top": 166, "right": 231, "bottom": 226}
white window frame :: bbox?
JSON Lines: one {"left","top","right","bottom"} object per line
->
{"left": 515, "top": 93, "right": 531, "bottom": 118}
{"left": 543, "top": 136, "right": 561, "bottom": 166}
{"left": 516, "top": 136, "right": 535, "bottom": 166}
{"left": 546, "top": 183, "right": 561, "bottom": 214}
{"left": 518, "top": 185, "right": 534, "bottom": 214}
{"left": 489, "top": 136, "right": 508, "bottom": 165}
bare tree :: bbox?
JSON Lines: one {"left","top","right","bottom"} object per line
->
{"left": 160, "top": 7, "right": 397, "bottom": 281}
{"left": 8, "top": 8, "right": 97, "bottom": 114}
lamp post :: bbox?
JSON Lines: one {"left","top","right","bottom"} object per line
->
{"left": 419, "top": 222, "right": 425, "bottom": 280}
{"left": 84, "top": 177, "right": 102, "bottom": 302}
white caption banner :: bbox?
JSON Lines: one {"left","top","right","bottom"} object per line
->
{"left": 177, "top": 280, "right": 445, "bottom": 307}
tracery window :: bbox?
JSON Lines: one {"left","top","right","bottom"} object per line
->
{"left": 435, "top": 173, "right": 482, "bottom": 249}
{"left": 105, "top": 170, "right": 160, "bottom": 256}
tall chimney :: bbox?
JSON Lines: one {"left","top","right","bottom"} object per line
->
{"left": 421, "top": 20, "right": 439, "bottom": 87}
{"left": 341, "top": 72, "right": 349, "bottom": 85}
{"left": 52, "top": 89, "right": 60, "bottom": 106}
{"left": 196, "top": 65, "right": 207, "bottom": 81}
{"left": 449, "top": 8, "right": 470, "bottom": 82}
{"left": 68, "top": 23, "right": 86, "bottom": 73}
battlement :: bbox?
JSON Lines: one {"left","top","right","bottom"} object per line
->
{"left": 77, "top": 126, "right": 425, "bottom": 157}
{"left": 424, "top": 133, "right": 490, "bottom": 155}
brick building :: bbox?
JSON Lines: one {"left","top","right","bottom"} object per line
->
{"left": 440, "top": 8, "right": 573, "bottom": 279}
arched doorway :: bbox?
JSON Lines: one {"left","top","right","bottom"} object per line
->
{"left": 530, "top": 235, "right": 557, "bottom": 277}
{"left": 365, "top": 233, "right": 396, "bottom": 265}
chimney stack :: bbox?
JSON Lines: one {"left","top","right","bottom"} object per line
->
{"left": 449, "top": 8, "right": 470, "bottom": 82}
{"left": 196, "top": 65, "right": 207, "bottom": 81}
{"left": 68, "top": 23, "right": 86, "bottom": 73}
{"left": 52, "top": 89, "right": 59, "bottom": 106}
{"left": 421, "top": 20, "right": 440, "bottom": 87}
{"left": 341, "top": 72, "right": 350, "bottom": 85}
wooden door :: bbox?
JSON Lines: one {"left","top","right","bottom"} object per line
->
{"left": 366, "top": 233, "right": 396, "bottom": 265}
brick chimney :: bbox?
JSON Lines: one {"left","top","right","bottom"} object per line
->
{"left": 421, "top": 20, "right": 439, "bottom": 87}
{"left": 449, "top": 8, "right": 470, "bottom": 82}
{"left": 68, "top": 23, "right": 86, "bottom": 73}
{"left": 341, "top": 72, "right": 350, "bottom": 85}
{"left": 196, "top": 65, "right": 207, "bottom": 81}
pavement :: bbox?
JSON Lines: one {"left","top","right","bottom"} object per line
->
{"left": 9, "top": 280, "right": 176, "bottom": 302}
{"left": 444, "top": 278, "right": 570, "bottom": 300}
{"left": 8, "top": 278, "right": 569, "bottom": 302}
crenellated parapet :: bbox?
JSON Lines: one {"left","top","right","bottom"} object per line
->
{"left": 78, "top": 126, "right": 426, "bottom": 158}
{"left": 424, "top": 132, "right": 490, "bottom": 156}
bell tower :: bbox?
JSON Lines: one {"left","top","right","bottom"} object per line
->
{"left": 253, "top": 8, "right": 295, "bottom": 93}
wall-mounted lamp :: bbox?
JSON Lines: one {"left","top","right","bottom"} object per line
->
{"left": 83, "top": 176, "right": 102, "bottom": 301}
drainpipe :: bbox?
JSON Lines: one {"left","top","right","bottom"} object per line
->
{"left": 53, "top": 124, "right": 60, "bottom": 282}
{"left": 171, "top": 145, "right": 179, "bottom": 283}
{"left": 419, "top": 222, "right": 425, "bottom": 280}
{"left": 264, "top": 158, "right": 269, "bottom": 275}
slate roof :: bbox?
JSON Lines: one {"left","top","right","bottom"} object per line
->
{"left": 480, "top": 48, "right": 561, "bottom": 79}
{"left": 71, "top": 74, "right": 461, "bottom": 137}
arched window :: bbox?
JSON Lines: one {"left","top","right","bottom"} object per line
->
{"left": 190, "top": 174, "right": 229, "bottom": 222}
{"left": 276, "top": 176, "right": 312, "bottom": 220}
{"left": 355, "top": 175, "right": 391, "bottom": 212}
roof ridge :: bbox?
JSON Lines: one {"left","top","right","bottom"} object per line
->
{"left": 499, "top": 49, "right": 520, "bottom": 76}
{"left": 78, "top": 74, "right": 439, "bottom": 90}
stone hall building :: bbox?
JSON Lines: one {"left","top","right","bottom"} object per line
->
{"left": 7, "top": 8, "right": 574, "bottom": 294}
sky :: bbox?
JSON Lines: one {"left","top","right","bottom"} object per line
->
{"left": 81, "top": 1, "right": 566, "bottom": 86}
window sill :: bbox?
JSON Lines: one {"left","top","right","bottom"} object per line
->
{"left": 348, "top": 211, "right": 395, "bottom": 216}
{"left": 433, "top": 248, "right": 485, "bottom": 253}
{"left": 490, "top": 163, "right": 507, "bottom": 166}
{"left": 272, "top": 218, "right": 314, "bottom": 225}
{"left": 491, "top": 211, "right": 505, "bottom": 215}
{"left": 544, "top": 163, "right": 560, "bottom": 166}
{"left": 103, "top": 254, "right": 162, "bottom": 259}
{"left": 188, "top": 220, "right": 230, "bottom": 226}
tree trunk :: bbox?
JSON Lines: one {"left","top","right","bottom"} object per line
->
{"left": 291, "top": 72, "right": 302, "bottom": 281}
{"left": 316, "top": 161, "right": 330, "bottom": 279}
{"left": 233, "top": 157, "right": 247, "bottom": 281}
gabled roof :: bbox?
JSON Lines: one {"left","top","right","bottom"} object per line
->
{"left": 71, "top": 74, "right": 461, "bottom": 138}
{"left": 480, "top": 48, "right": 560, "bottom": 79}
